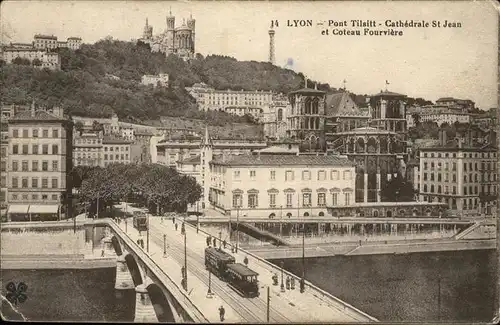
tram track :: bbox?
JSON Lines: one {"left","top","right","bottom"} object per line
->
{"left": 148, "top": 222, "right": 291, "bottom": 323}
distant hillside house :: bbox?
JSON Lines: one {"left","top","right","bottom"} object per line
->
{"left": 1, "top": 46, "right": 61, "bottom": 70}
{"left": 141, "top": 73, "right": 169, "bottom": 87}
{"left": 34, "top": 34, "right": 82, "bottom": 50}
{"left": 406, "top": 105, "right": 471, "bottom": 128}
{"left": 435, "top": 97, "right": 475, "bottom": 111}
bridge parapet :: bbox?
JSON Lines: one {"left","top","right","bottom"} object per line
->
{"left": 94, "top": 219, "right": 208, "bottom": 323}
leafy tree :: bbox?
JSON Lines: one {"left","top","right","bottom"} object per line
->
{"left": 92, "top": 120, "right": 104, "bottom": 132}
{"left": 32, "top": 58, "right": 42, "bottom": 67}
{"left": 75, "top": 121, "right": 84, "bottom": 133}
{"left": 12, "top": 57, "right": 31, "bottom": 66}
{"left": 380, "top": 174, "right": 417, "bottom": 202}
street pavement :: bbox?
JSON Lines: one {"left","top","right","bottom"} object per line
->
{"left": 115, "top": 203, "right": 375, "bottom": 323}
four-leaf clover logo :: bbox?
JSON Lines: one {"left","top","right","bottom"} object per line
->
{"left": 6, "top": 282, "right": 28, "bottom": 305}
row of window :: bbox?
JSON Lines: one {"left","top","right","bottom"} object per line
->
{"left": 10, "top": 193, "right": 60, "bottom": 201}
{"left": 74, "top": 138, "right": 101, "bottom": 145}
{"left": 422, "top": 172, "right": 497, "bottom": 183}
{"left": 12, "top": 128, "right": 59, "bottom": 138}
{"left": 230, "top": 192, "right": 351, "bottom": 209}
{"left": 12, "top": 144, "right": 59, "bottom": 155}
{"left": 104, "top": 146, "right": 129, "bottom": 152}
{"left": 104, "top": 154, "right": 129, "bottom": 160}
{"left": 422, "top": 196, "right": 481, "bottom": 210}
{"left": 423, "top": 161, "right": 497, "bottom": 172}
{"left": 11, "top": 176, "right": 60, "bottom": 189}
{"left": 423, "top": 152, "right": 496, "bottom": 159}
{"left": 10, "top": 160, "right": 59, "bottom": 172}
{"left": 12, "top": 128, "right": 60, "bottom": 139}
{"left": 232, "top": 169, "right": 352, "bottom": 181}
{"left": 422, "top": 184, "right": 497, "bottom": 195}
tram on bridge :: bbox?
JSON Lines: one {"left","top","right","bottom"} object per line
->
{"left": 204, "top": 247, "right": 260, "bottom": 298}
{"left": 133, "top": 211, "right": 148, "bottom": 231}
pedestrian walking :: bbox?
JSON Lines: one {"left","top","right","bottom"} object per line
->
{"left": 286, "top": 276, "right": 290, "bottom": 290}
{"left": 218, "top": 305, "right": 225, "bottom": 322}
{"left": 243, "top": 256, "right": 248, "bottom": 266}
{"left": 290, "top": 277, "right": 295, "bottom": 290}
{"left": 181, "top": 223, "right": 185, "bottom": 235}
{"left": 172, "top": 216, "right": 175, "bottom": 224}
{"left": 213, "top": 237, "right": 217, "bottom": 247}
{"left": 223, "top": 240, "right": 227, "bottom": 249}
{"left": 175, "top": 223, "right": 178, "bottom": 231}
{"left": 181, "top": 266, "right": 186, "bottom": 278}
{"left": 140, "top": 239, "right": 144, "bottom": 249}
{"left": 206, "top": 236, "right": 211, "bottom": 247}
{"left": 101, "top": 249, "right": 105, "bottom": 257}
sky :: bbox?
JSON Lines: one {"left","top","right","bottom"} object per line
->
{"left": 1, "top": 0, "right": 498, "bottom": 109}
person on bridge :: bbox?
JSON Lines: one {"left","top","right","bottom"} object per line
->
{"left": 243, "top": 256, "right": 249, "bottom": 266}
{"left": 181, "top": 223, "right": 185, "bottom": 235}
{"left": 181, "top": 266, "right": 186, "bottom": 278}
{"left": 213, "top": 237, "right": 217, "bottom": 247}
{"left": 101, "top": 249, "right": 105, "bottom": 257}
{"left": 206, "top": 236, "right": 211, "bottom": 247}
{"left": 286, "top": 276, "right": 290, "bottom": 290}
{"left": 218, "top": 305, "right": 225, "bottom": 322}
{"left": 223, "top": 240, "right": 227, "bottom": 249}
{"left": 290, "top": 276, "right": 295, "bottom": 290}
{"left": 172, "top": 216, "right": 175, "bottom": 224}
{"left": 175, "top": 223, "right": 178, "bottom": 231}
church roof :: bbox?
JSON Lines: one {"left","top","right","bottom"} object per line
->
{"left": 9, "top": 109, "right": 69, "bottom": 123}
{"left": 325, "top": 92, "right": 369, "bottom": 117}
{"left": 288, "top": 88, "right": 325, "bottom": 96}
{"left": 341, "top": 127, "right": 396, "bottom": 135}
{"left": 371, "top": 90, "right": 407, "bottom": 98}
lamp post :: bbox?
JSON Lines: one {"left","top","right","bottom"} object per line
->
{"left": 184, "top": 231, "right": 188, "bottom": 291}
{"left": 280, "top": 261, "right": 285, "bottom": 292}
{"left": 163, "top": 234, "right": 167, "bottom": 257}
{"left": 236, "top": 211, "right": 243, "bottom": 253}
{"left": 300, "top": 208, "right": 305, "bottom": 294}
{"left": 146, "top": 213, "right": 150, "bottom": 253}
{"left": 196, "top": 202, "right": 199, "bottom": 233}
{"left": 280, "top": 205, "right": 283, "bottom": 238}
{"left": 219, "top": 231, "right": 222, "bottom": 250}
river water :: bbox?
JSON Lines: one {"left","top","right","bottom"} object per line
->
{"left": 1, "top": 250, "right": 496, "bottom": 322}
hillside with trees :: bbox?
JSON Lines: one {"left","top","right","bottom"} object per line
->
{"left": 1, "top": 37, "right": 435, "bottom": 125}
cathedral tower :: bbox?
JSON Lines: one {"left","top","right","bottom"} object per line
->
{"left": 187, "top": 14, "right": 196, "bottom": 52}
{"left": 143, "top": 18, "right": 153, "bottom": 40}
{"left": 165, "top": 9, "right": 175, "bottom": 53}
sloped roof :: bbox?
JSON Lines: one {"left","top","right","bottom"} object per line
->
{"left": 9, "top": 110, "right": 68, "bottom": 122}
{"left": 288, "top": 88, "right": 325, "bottom": 96}
{"left": 325, "top": 92, "right": 368, "bottom": 117}
{"left": 341, "top": 127, "right": 395, "bottom": 135}
{"left": 211, "top": 154, "right": 355, "bottom": 167}
{"left": 178, "top": 155, "right": 201, "bottom": 164}
{"left": 371, "top": 91, "right": 406, "bottom": 98}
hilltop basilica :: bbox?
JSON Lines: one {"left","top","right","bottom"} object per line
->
{"left": 138, "top": 11, "right": 195, "bottom": 61}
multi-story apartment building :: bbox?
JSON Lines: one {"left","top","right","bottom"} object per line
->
{"left": 1, "top": 124, "right": 8, "bottom": 211}
{"left": 102, "top": 137, "right": 132, "bottom": 167}
{"left": 6, "top": 105, "right": 73, "bottom": 221}
{"left": 156, "top": 130, "right": 267, "bottom": 168}
{"left": 187, "top": 83, "right": 273, "bottom": 117}
{"left": 406, "top": 105, "right": 471, "bottom": 128}
{"left": 207, "top": 153, "right": 356, "bottom": 219}
{"left": 73, "top": 132, "right": 104, "bottom": 167}
{"left": 418, "top": 130, "right": 497, "bottom": 215}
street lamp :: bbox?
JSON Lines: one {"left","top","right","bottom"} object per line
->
{"left": 146, "top": 213, "right": 150, "bottom": 253}
{"left": 236, "top": 212, "right": 243, "bottom": 253}
{"left": 280, "top": 261, "right": 285, "bottom": 292}
{"left": 184, "top": 230, "right": 188, "bottom": 291}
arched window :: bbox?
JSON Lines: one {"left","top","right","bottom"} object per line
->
{"left": 312, "top": 98, "right": 319, "bottom": 114}
{"left": 318, "top": 212, "right": 324, "bottom": 217}
{"left": 286, "top": 212, "right": 292, "bottom": 218}
{"left": 303, "top": 212, "right": 310, "bottom": 217}
{"left": 437, "top": 185, "right": 442, "bottom": 193}
{"left": 305, "top": 98, "right": 312, "bottom": 114}
{"left": 424, "top": 184, "right": 428, "bottom": 192}
{"left": 373, "top": 210, "right": 379, "bottom": 217}
{"left": 269, "top": 213, "right": 276, "bottom": 219}
{"left": 277, "top": 109, "right": 283, "bottom": 121}
{"left": 430, "top": 185, "right": 435, "bottom": 193}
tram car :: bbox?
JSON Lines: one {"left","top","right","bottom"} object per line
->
{"left": 226, "top": 263, "right": 260, "bottom": 298}
{"left": 204, "top": 247, "right": 235, "bottom": 279}
{"left": 204, "top": 247, "right": 260, "bottom": 298}
{"left": 133, "top": 211, "right": 148, "bottom": 231}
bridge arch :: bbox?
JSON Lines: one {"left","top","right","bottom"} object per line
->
{"left": 111, "top": 235, "right": 123, "bottom": 256}
{"left": 147, "top": 283, "right": 176, "bottom": 322}
{"left": 125, "top": 254, "right": 144, "bottom": 286}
